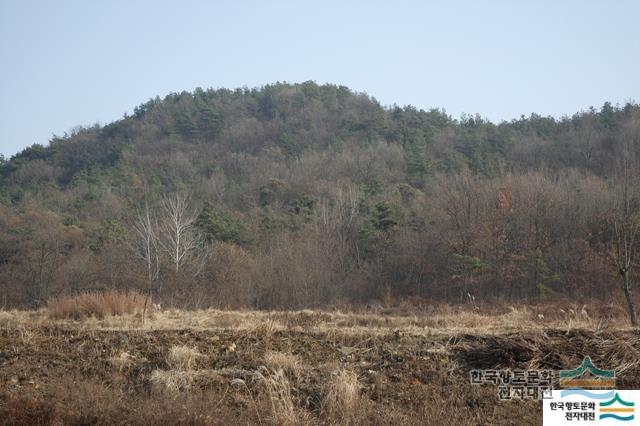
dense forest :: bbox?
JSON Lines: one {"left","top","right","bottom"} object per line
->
{"left": 1, "top": 82, "right": 639, "bottom": 320}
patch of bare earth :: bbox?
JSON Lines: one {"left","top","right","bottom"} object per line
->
{"left": 0, "top": 308, "right": 638, "bottom": 425}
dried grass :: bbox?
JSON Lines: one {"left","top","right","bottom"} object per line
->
{"left": 47, "top": 290, "right": 150, "bottom": 320}
{"left": 3, "top": 303, "right": 639, "bottom": 425}
{"left": 254, "top": 367, "right": 310, "bottom": 425}
{"left": 150, "top": 369, "right": 193, "bottom": 393}
{"left": 109, "top": 351, "right": 136, "bottom": 371}
{"left": 167, "top": 345, "right": 202, "bottom": 371}
{"left": 1, "top": 377, "right": 255, "bottom": 425}
{"left": 12, "top": 301, "right": 637, "bottom": 334}
{"left": 150, "top": 345, "right": 206, "bottom": 393}
{"left": 322, "top": 368, "right": 364, "bottom": 424}
{"left": 263, "top": 351, "right": 302, "bottom": 378}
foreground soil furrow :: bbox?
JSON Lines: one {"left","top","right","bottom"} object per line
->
{"left": 1, "top": 314, "right": 639, "bottom": 425}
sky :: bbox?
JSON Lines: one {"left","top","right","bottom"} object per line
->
{"left": 1, "top": 0, "right": 639, "bottom": 157}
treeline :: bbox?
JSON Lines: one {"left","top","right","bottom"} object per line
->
{"left": 0, "top": 82, "right": 639, "bottom": 317}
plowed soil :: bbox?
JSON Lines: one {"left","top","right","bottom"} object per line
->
{"left": 1, "top": 313, "right": 638, "bottom": 425}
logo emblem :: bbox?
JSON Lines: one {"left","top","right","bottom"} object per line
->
{"left": 559, "top": 356, "right": 616, "bottom": 389}
{"left": 600, "top": 393, "right": 635, "bottom": 421}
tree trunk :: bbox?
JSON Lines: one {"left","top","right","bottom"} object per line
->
{"left": 622, "top": 270, "right": 638, "bottom": 326}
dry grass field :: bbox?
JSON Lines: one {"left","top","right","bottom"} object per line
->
{"left": 1, "top": 300, "right": 639, "bottom": 425}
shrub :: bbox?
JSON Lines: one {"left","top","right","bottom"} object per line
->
{"left": 47, "top": 290, "right": 150, "bottom": 320}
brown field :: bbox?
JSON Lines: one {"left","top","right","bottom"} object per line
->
{"left": 1, "top": 304, "right": 639, "bottom": 425}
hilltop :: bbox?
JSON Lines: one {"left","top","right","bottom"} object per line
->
{"left": 0, "top": 82, "right": 639, "bottom": 316}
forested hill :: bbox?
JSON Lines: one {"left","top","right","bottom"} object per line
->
{"left": 2, "top": 82, "right": 637, "bottom": 194}
{"left": 1, "top": 81, "right": 640, "bottom": 310}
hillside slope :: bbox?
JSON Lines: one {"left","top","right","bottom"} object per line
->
{"left": 1, "top": 82, "right": 639, "bottom": 311}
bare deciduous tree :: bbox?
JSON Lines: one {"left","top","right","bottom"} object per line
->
{"left": 158, "top": 193, "right": 205, "bottom": 275}
{"left": 130, "top": 203, "right": 160, "bottom": 285}
{"left": 612, "top": 214, "right": 639, "bottom": 326}
{"left": 610, "top": 131, "right": 640, "bottom": 326}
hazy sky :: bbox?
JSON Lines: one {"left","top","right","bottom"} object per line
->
{"left": 1, "top": 0, "right": 639, "bottom": 157}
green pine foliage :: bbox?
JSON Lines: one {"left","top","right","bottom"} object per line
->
{"left": 196, "top": 203, "right": 252, "bottom": 246}
{"left": 1, "top": 81, "right": 639, "bottom": 308}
